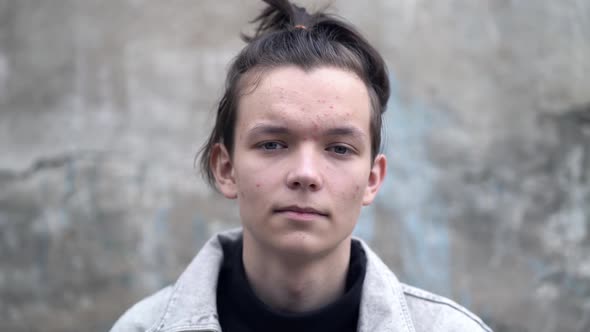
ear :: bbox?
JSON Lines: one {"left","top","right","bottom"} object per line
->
{"left": 362, "top": 154, "right": 387, "bottom": 206}
{"left": 210, "top": 143, "right": 238, "bottom": 199}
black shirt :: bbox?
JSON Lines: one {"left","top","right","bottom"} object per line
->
{"left": 216, "top": 237, "right": 367, "bottom": 332}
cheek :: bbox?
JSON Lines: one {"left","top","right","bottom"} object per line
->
{"left": 346, "top": 183, "right": 365, "bottom": 201}
{"left": 331, "top": 174, "right": 366, "bottom": 202}
{"left": 352, "top": 184, "right": 362, "bottom": 200}
{"left": 235, "top": 165, "right": 273, "bottom": 199}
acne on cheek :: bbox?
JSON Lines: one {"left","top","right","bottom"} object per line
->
{"left": 335, "top": 184, "right": 363, "bottom": 200}
{"left": 353, "top": 185, "right": 361, "bottom": 199}
{"left": 238, "top": 190, "right": 246, "bottom": 199}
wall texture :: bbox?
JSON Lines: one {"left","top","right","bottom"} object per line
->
{"left": 0, "top": 1, "right": 589, "bottom": 331}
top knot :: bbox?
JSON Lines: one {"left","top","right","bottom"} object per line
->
{"left": 242, "top": 0, "right": 313, "bottom": 42}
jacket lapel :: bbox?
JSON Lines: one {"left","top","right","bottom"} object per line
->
{"left": 357, "top": 239, "right": 416, "bottom": 332}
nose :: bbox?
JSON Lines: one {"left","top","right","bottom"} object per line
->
{"left": 286, "top": 147, "right": 323, "bottom": 191}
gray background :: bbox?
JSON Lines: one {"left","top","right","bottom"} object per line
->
{"left": 1, "top": 0, "right": 589, "bottom": 331}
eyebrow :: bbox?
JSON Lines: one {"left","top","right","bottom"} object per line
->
{"left": 247, "top": 124, "right": 366, "bottom": 139}
{"left": 324, "top": 126, "right": 367, "bottom": 139}
{"left": 246, "top": 124, "right": 290, "bottom": 137}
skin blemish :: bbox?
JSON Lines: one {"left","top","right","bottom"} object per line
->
{"left": 256, "top": 183, "right": 261, "bottom": 188}
{"left": 356, "top": 185, "right": 361, "bottom": 194}
{"left": 351, "top": 185, "right": 361, "bottom": 199}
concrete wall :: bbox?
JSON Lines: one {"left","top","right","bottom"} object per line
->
{"left": 1, "top": 1, "right": 588, "bottom": 331}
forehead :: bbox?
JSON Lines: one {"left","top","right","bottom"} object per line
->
{"left": 236, "top": 66, "right": 371, "bottom": 133}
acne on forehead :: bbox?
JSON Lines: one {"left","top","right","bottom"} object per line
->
{"left": 236, "top": 66, "right": 372, "bottom": 133}
{"left": 239, "top": 65, "right": 367, "bottom": 97}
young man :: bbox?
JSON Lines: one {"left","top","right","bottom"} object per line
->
{"left": 111, "top": 1, "right": 492, "bottom": 331}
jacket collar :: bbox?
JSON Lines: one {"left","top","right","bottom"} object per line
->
{"left": 156, "top": 229, "right": 415, "bottom": 332}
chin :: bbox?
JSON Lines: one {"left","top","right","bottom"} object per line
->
{"left": 272, "top": 231, "right": 349, "bottom": 259}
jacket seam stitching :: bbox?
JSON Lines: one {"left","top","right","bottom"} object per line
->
{"left": 161, "top": 322, "right": 219, "bottom": 332}
{"left": 151, "top": 282, "right": 184, "bottom": 332}
{"left": 365, "top": 245, "right": 415, "bottom": 332}
{"left": 403, "top": 289, "right": 491, "bottom": 332}
{"left": 393, "top": 276, "right": 417, "bottom": 332}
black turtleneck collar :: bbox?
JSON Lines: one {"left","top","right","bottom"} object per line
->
{"left": 216, "top": 236, "right": 367, "bottom": 332}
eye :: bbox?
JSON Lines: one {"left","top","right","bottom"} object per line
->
{"left": 259, "top": 141, "right": 287, "bottom": 150}
{"left": 327, "top": 145, "right": 352, "bottom": 155}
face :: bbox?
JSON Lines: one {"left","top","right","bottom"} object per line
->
{"left": 212, "top": 66, "right": 386, "bottom": 259}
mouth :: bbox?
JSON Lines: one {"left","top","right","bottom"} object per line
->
{"left": 274, "top": 205, "right": 329, "bottom": 220}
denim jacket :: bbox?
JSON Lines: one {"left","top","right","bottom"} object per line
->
{"left": 111, "top": 229, "right": 492, "bottom": 332}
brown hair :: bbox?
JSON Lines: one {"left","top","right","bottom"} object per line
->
{"left": 198, "top": 0, "right": 390, "bottom": 187}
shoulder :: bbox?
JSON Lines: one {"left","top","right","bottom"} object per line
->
{"left": 401, "top": 284, "right": 493, "bottom": 332}
{"left": 109, "top": 286, "right": 174, "bottom": 332}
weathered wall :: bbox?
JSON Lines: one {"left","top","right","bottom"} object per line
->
{"left": 0, "top": 1, "right": 588, "bottom": 331}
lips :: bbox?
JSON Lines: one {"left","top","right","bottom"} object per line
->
{"left": 274, "top": 205, "right": 328, "bottom": 218}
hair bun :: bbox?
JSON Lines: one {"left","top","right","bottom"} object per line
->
{"left": 243, "top": 0, "right": 312, "bottom": 42}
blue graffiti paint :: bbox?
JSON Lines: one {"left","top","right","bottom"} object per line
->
{"left": 527, "top": 257, "right": 552, "bottom": 282}
{"left": 154, "top": 207, "right": 169, "bottom": 234}
{"left": 153, "top": 206, "right": 170, "bottom": 287}
{"left": 460, "top": 285, "right": 473, "bottom": 309}
{"left": 57, "top": 158, "right": 76, "bottom": 228}
{"left": 135, "top": 161, "right": 147, "bottom": 190}
{"left": 35, "top": 231, "right": 50, "bottom": 281}
{"left": 63, "top": 158, "right": 76, "bottom": 204}
{"left": 192, "top": 214, "right": 209, "bottom": 250}
{"left": 87, "top": 160, "right": 99, "bottom": 215}
{"left": 353, "top": 204, "right": 376, "bottom": 243}
{"left": 379, "top": 71, "right": 452, "bottom": 296}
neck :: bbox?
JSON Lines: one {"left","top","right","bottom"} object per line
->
{"left": 242, "top": 233, "right": 351, "bottom": 313}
